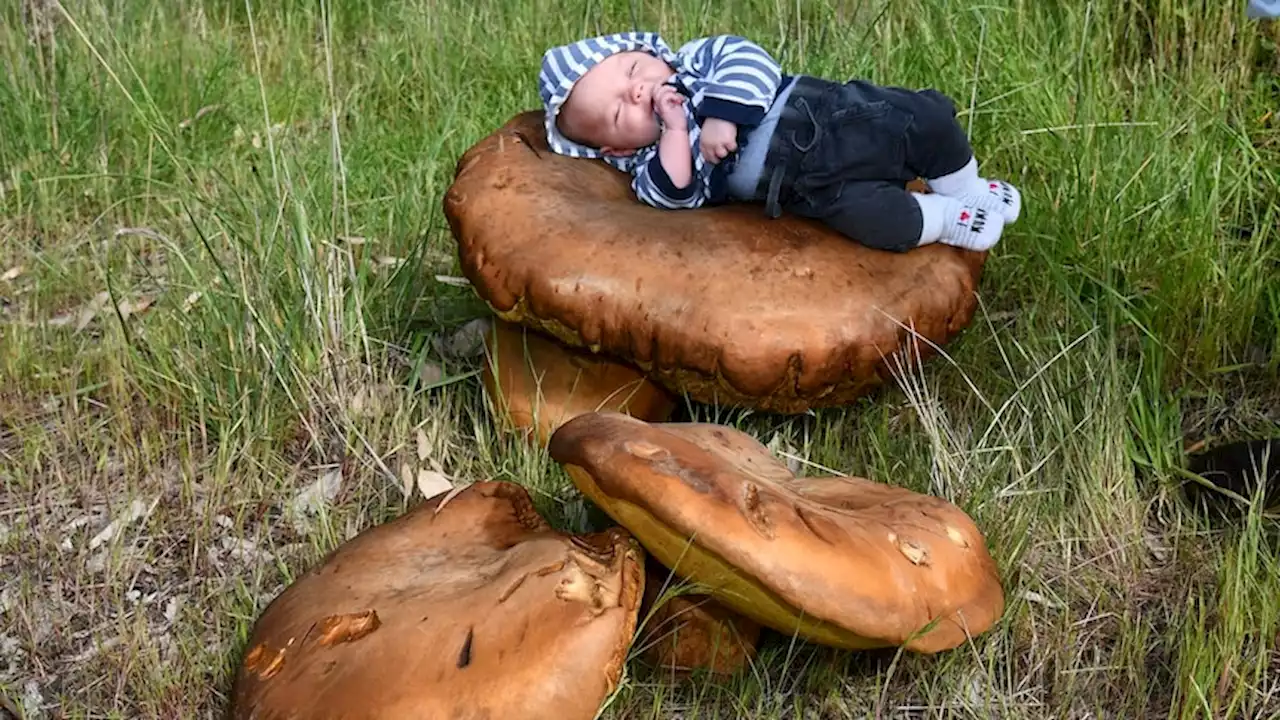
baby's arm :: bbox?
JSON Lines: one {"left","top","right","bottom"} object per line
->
{"left": 678, "top": 35, "right": 783, "bottom": 126}
{"left": 632, "top": 144, "right": 702, "bottom": 209}
{"left": 629, "top": 86, "right": 704, "bottom": 210}
{"left": 653, "top": 84, "right": 693, "bottom": 188}
{"left": 656, "top": 123, "right": 692, "bottom": 189}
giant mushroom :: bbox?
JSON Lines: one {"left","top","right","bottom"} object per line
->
{"left": 230, "top": 481, "right": 644, "bottom": 720}
{"left": 547, "top": 412, "right": 1006, "bottom": 654}
{"left": 444, "top": 111, "right": 989, "bottom": 414}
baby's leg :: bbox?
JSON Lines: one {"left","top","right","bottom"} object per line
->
{"left": 900, "top": 89, "right": 1022, "bottom": 224}
{"left": 789, "top": 180, "right": 1003, "bottom": 253}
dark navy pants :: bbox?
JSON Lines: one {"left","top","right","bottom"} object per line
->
{"left": 752, "top": 75, "right": 975, "bottom": 252}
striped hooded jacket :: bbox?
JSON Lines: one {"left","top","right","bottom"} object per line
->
{"left": 1247, "top": 0, "right": 1279, "bottom": 16}
{"left": 538, "top": 32, "right": 784, "bottom": 209}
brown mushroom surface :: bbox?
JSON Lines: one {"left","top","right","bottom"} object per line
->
{"left": 637, "top": 562, "right": 760, "bottom": 677}
{"left": 443, "top": 111, "right": 988, "bottom": 413}
{"left": 230, "top": 481, "right": 644, "bottom": 720}
{"left": 548, "top": 412, "right": 1005, "bottom": 654}
{"left": 483, "top": 318, "right": 677, "bottom": 446}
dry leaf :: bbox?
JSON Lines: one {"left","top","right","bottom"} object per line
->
{"left": 20, "top": 679, "right": 45, "bottom": 718}
{"left": 286, "top": 467, "right": 343, "bottom": 534}
{"left": 223, "top": 536, "right": 273, "bottom": 563}
{"left": 177, "top": 103, "right": 222, "bottom": 130}
{"left": 118, "top": 296, "right": 154, "bottom": 319}
{"left": 349, "top": 387, "right": 366, "bottom": 415}
{"left": 88, "top": 496, "right": 160, "bottom": 550}
{"left": 69, "top": 636, "right": 121, "bottom": 663}
{"left": 1, "top": 266, "right": 23, "bottom": 282}
{"left": 1143, "top": 531, "right": 1170, "bottom": 562}
{"left": 76, "top": 291, "right": 111, "bottom": 332}
{"left": 87, "top": 551, "right": 109, "bottom": 574}
{"left": 416, "top": 469, "right": 452, "bottom": 500}
{"left": 1021, "top": 589, "right": 1066, "bottom": 609}
{"left": 434, "top": 317, "right": 490, "bottom": 359}
{"left": 433, "top": 274, "right": 471, "bottom": 287}
{"left": 399, "top": 463, "right": 414, "bottom": 499}
{"left": 164, "top": 594, "right": 187, "bottom": 626}
{"left": 114, "top": 227, "right": 168, "bottom": 242}
{"left": 63, "top": 514, "right": 94, "bottom": 533}
{"left": 418, "top": 360, "right": 444, "bottom": 387}
{"left": 416, "top": 429, "right": 429, "bottom": 462}
{"left": 348, "top": 384, "right": 393, "bottom": 417}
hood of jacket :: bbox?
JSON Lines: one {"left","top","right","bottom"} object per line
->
{"left": 538, "top": 31, "right": 680, "bottom": 159}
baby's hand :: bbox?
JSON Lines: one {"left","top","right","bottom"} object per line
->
{"left": 653, "top": 85, "right": 688, "bottom": 131}
{"left": 699, "top": 117, "right": 738, "bottom": 164}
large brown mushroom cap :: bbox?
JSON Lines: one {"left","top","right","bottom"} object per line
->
{"left": 548, "top": 412, "right": 1005, "bottom": 654}
{"left": 482, "top": 318, "right": 677, "bottom": 446}
{"left": 443, "top": 111, "right": 987, "bottom": 413}
{"left": 230, "top": 481, "right": 644, "bottom": 720}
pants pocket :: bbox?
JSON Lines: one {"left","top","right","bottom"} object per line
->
{"left": 823, "top": 98, "right": 911, "bottom": 181}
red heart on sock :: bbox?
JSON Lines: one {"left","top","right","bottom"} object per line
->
{"left": 989, "top": 182, "right": 998, "bottom": 190}
{"left": 959, "top": 211, "right": 971, "bottom": 221}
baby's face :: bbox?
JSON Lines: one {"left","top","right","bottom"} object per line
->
{"left": 558, "top": 51, "right": 675, "bottom": 155}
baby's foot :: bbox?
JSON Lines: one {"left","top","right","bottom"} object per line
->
{"left": 940, "top": 203, "right": 1005, "bottom": 252}
{"left": 925, "top": 157, "right": 1022, "bottom": 224}
{"left": 957, "top": 179, "right": 1021, "bottom": 224}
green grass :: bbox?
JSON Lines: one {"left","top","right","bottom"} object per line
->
{"left": 2, "top": 0, "right": 1279, "bottom": 716}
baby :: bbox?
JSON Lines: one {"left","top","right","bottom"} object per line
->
{"left": 538, "top": 31, "right": 1022, "bottom": 253}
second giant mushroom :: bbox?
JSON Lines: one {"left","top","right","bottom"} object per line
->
{"left": 548, "top": 412, "right": 1006, "bottom": 653}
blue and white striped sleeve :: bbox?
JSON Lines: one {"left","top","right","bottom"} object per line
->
{"left": 630, "top": 142, "right": 707, "bottom": 210}
{"left": 678, "top": 35, "right": 783, "bottom": 126}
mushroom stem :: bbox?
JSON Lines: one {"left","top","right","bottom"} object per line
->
{"left": 482, "top": 319, "right": 676, "bottom": 446}
{"left": 636, "top": 559, "right": 761, "bottom": 677}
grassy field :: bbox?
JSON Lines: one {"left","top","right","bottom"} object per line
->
{"left": 2, "top": 0, "right": 1279, "bottom": 716}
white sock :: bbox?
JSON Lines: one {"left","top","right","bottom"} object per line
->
{"left": 913, "top": 192, "right": 1004, "bottom": 251}
{"left": 926, "top": 156, "right": 1022, "bottom": 224}
{"left": 914, "top": 192, "right": 948, "bottom": 245}
{"left": 925, "top": 157, "right": 981, "bottom": 196}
